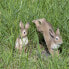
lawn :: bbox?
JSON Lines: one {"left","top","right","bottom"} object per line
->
{"left": 0, "top": 0, "right": 69, "bottom": 69}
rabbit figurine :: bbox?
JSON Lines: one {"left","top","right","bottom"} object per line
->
{"left": 32, "top": 18, "right": 63, "bottom": 56}
{"left": 15, "top": 21, "right": 29, "bottom": 53}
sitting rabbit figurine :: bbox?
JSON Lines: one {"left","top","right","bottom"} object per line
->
{"left": 32, "top": 18, "right": 63, "bottom": 56}
{"left": 15, "top": 21, "right": 29, "bottom": 53}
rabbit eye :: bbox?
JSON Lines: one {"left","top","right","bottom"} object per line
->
{"left": 24, "top": 32, "right": 25, "bottom": 34}
{"left": 56, "top": 37, "right": 59, "bottom": 40}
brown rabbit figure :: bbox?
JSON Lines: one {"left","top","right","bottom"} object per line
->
{"left": 32, "top": 18, "right": 63, "bottom": 56}
{"left": 15, "top": 21, "right": 29, "bottom": 53}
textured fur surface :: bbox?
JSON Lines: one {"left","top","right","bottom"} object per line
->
{"left": 51, "top": 43, "right": 60, "bottom": 50}
{"left": 15, "top": 37, "right": 28, "bottom": 49}
{"left": 32, "top": 18, "right": 63, "bottom": 56}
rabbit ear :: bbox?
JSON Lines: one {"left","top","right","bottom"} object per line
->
{"left": 19, "top": 21, "right": 24, "bottom": 29}
{"left": 25, "top": 23, "right": 29, "bottom": 29}
{"left": 32, "top": 20, "right": 36, "bottom": 23}
{"left": 32, "top": 20, "right": 40, "bottom": 27}
{"left": 37, "top": 18, "right": 46, "bottom": 24}
{"left": 49, "top": 29, "right": 55, "bottom": 38}
{"left": 56, "top": 28, "right": 60, "bottom": 35}
{"left": 32, "top": 20, "right": 39, "bottom": 24}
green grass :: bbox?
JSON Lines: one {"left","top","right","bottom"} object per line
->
{"left": 0, "top": 0, "right": 69, "bottom": 69}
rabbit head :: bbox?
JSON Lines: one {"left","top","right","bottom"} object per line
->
{"left": 19, "top": 21, "right": 29, "bottom": 37}
{"left": 49, "top": 28, "right": 63, "bottom": 49}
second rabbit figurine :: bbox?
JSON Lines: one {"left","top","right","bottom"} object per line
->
{"left": 15, "top": 21, "right": 29, "bottom": 53}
